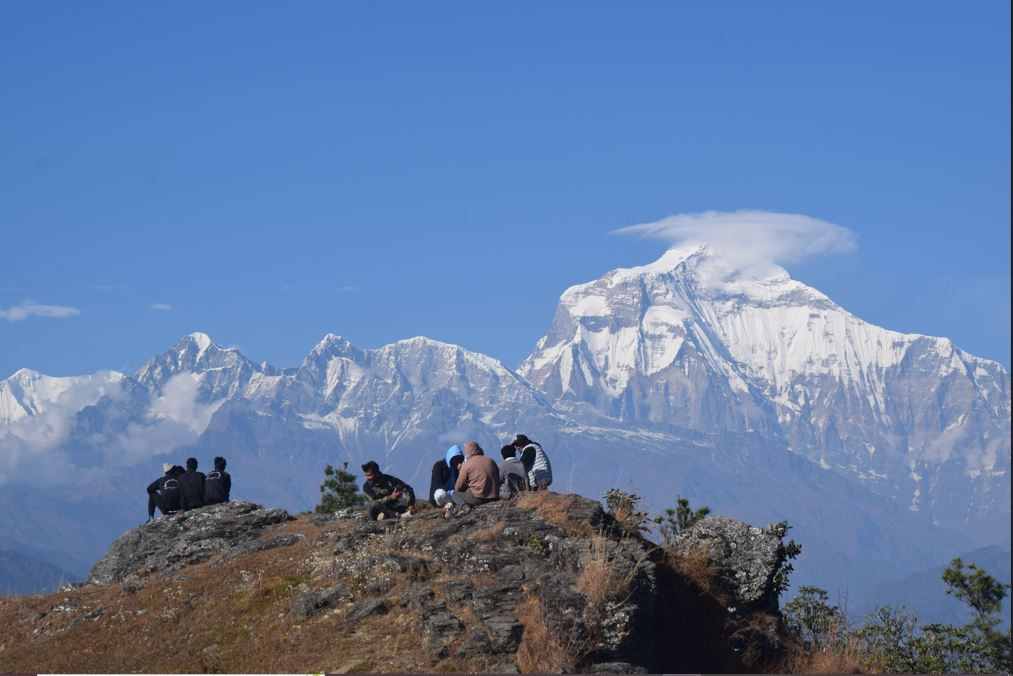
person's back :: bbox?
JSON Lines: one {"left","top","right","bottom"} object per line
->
{"left": 455, "top": 444, "right": 500, "bottom": 500}
{"left": 498, "top": 445, "right": 528, "bottom": 499}
{"left": 204, "top": 456, "right": 231, "bottom": 504}
{"left": 179, "top": 457, "right": 206, "bottom": 509}
{"left": 514, "top": 434, "right": 552, "bottom": 490}
{"left": 161, "top": 465, "right": 185, "bottom": 514}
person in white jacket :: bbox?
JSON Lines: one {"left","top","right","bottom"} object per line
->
{"left": 512, "top": 434, "right": 552, "bottom": 490}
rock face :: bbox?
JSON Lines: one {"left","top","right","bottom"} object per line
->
{"left": 86, "top": 501, "right": 295, "bottom": 585}
{"left": 3, "top": 493, "right": 794, "bottom": 673}
{"left": 671, "top": 516, "right": 784, "bottom": 613}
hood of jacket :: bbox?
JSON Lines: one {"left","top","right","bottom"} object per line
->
{"left": 445, "top": 445, "right": 464, "bottom": 467}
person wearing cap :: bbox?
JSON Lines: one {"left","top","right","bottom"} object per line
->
{"left": 146, "top": 463, "right": 185, "bottom": 521}
{"left": 512, "top": 434, "right": 552, "bottom": 490}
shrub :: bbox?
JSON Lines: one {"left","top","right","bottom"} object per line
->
{"left": 654, "top": 496, "right": 711, "bottom": 545}
{"left": 315, "top": 462, "right": 365, "bottom": 513}
{"left": 603, "top": 488, "right": 649, "bottom": 533}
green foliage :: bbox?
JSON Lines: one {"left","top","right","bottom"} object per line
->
{"left": 603, "top": 488, "right": 650, "bottom": 533}
{"left": 766, "top": 520, "right": 802, "bottom": 596}
{"left": 785, "top": 558, "right": 1012, "bottom": 673}
{"left": 525, "top": 534, "right": 549, "bottom": 555}
{"left": 653, "top": 496, "right": 711, "bottom": 545}
{"left": 782, "top": 586, "right": 848, "bottom": 652}
{"left": 315, "top": 462, "right": 365, "bottom": 513}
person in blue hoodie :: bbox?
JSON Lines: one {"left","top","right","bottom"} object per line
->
{"left": 428, "top": 444, "right": 465, "bottom": 507}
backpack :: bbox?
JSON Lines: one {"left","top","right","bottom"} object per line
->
{"left": 204, "top": 470, "right": 227, "bottom": 504}
{"left": 161, "top": 477, "right": 182, "bottom": 512}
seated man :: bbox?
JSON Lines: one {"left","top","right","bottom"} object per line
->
{"left": 513, "top": 434, "right": 552, "bottom": 491}
{"left": 362, "top": 460, "right": 416, "bottom": 521}
{"left": 498, "top": 445, "right": 529, "bottom": 499}
{"left": 146, "top": 463, "right": 184, "bottom": 520}
{"left": 446, "top": 441, "right": 500, "bottom": 518}
{"left": 429, "top": 445, "right": 465, "bottom": 507}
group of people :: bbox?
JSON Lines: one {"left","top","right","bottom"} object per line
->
{"left": 359, "top": 434, "right": 552, "bottom": 521}
{"left": 146, "top": 456, "right": 232, "bottom": 521}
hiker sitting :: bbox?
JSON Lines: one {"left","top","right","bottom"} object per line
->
{"left": 446, "top": 441, "right": 500, "bottom": 518}
{"left": 513, "top": 434, "right": 552, "bottom": 491}
{"left": 498, "top": 445, "right": 529, "bottom": 499}
{"left": 429, "top": 445, "right": 464, "bottom": 507}
{"left": 146, "top": 463, "right": 184, "bottom": 520}
{"left": 179, "top": 457, "right": 206, "bottom": 510}
{"left": 362, "top": 461, "right": 416, "bottom": 521}
{"left": 204, "top": 456, "right": 231, "bottom": 505}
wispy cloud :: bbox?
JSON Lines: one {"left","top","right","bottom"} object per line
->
{"left": 615, "top": 210, "right": 857, "bottom": 269}
{"left": 150, "top": 303, "right": 172, "bottom": 311}
{"left": 0, "top": 300, "right": 81, "bottom": 321}
{"left": 333, "top": 285, "right": 359, "bottom": 293}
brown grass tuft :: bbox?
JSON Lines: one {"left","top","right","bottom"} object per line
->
{"left": 778, "top": 636, "right": 868, "bottom": 674}
{"left": 668, "top": 546, "right": 722, "bottom": 598}
{"left": 515, "top": 492, "right": 594, "bottom": 536}
{"left": 514, "top": 595, "right": 576, "bottom": 673}
{"left": 577, "top": 535, "right": 634, "bottom": 611}
{"left": 469, "top": 520, "right": 506, "bottom": 542}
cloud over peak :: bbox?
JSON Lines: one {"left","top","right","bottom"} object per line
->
{"left": 616, "top": 210, "right": 857, "bottom": 269}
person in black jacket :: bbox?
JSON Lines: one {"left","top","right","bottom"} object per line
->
{"left": 362, "top": 460, "right": 415, "bottom": 520}
{"left": 428, "top": 445, "right": 464, "bottom": 507}
{"left": 179, "top": 457, "right": 206, "bottom": 510}
{"left": 204, "top": 456, "right": 232, "bottom": 504}
{"left": 146, "top": 463, "right": 185, "bottom": 520}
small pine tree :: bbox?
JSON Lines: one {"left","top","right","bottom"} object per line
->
{"left": 315, "top": 462, "right": 365, "bottom": 513}
{"left": 654, "top": 496, "right": 711, "bottom": 545}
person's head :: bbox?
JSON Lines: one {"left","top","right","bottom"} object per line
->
{"left": 214, "top": 456, "right": 226, "bottom": 470}
{"left": 361, "top": 460, "right": 380, "bottom": 481}
{"left": 512, "top": 434, "right": 531, "bottom": 448}
{"left": 186, "top": 457, "right": 198, "bottom": 471}
{"left": 170, "top": 465, "right": 186, "bottom": 476}
{"left": 162, "top": 462, "right": 174, "bottom": 475}
{"left": 500, "top": 445, "right": 517, "bottom": 460}
{"left": 445, "top": 445, "right": 464, "bottom": 470}
{"left": 463, "top": 441, "right": 483, "bottom": 457}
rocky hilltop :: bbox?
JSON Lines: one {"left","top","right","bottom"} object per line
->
{"left": 0, "top": 494, "right": 794, "bottom": 673}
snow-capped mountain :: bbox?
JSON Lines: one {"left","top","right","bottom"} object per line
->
{"left": 519, "top": 245, "right": 1011, "bottom": 544}
{"left": 0, "top": 247, "right": 1009, "bottom": 600}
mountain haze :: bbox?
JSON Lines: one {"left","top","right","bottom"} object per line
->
{"left": 0, "top": 247, "right": 1008, "bottom": 600}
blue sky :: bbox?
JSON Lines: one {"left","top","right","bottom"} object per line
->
{"left": 1, "top": 1, "right": 1010, "bottom": 377}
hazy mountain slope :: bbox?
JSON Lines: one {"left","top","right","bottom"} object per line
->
{"left": 519, "top": 245, "right": 1011, "bottom": 544}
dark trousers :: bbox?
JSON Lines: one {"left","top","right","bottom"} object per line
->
{"left": 368, "top": 499, "right": 410, "bottom": 520}
{"left": 450, "top": 489, "right": 497, "bottom": 513}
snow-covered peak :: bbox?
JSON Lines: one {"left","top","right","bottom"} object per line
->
{"left": 0, "top": 369, "right": 125, "bottom": 423}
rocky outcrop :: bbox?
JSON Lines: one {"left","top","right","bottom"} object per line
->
{"left": 5, "top": 494, "right": 791, "bottom": 673}
{"left": 671, "top": 516, "right": 784, "bottom": 613}
{"left": 86, "top": 501, "right": 297, "bottom": 585}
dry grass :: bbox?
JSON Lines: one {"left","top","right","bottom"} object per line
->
{"left": 778, "top": 636, "right": 868, "bottom": 674}
{"left": 667, "top": 546, "right": 722, "bottom": 598}
{"left": 469, "top": 520, "right": 506, "bottom": 542}
{"left": 515, "top": 491, "right": 594, "bottom": 536}
{"left": 514, "top": 595, "right": 576, "bottom": 673}
{"left": 577, "top": 535, "right": 636, "bottom": 610}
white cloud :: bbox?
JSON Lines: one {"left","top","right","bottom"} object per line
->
{"left": 0, "top": 300, "right": 81, "bottom": 321}
{"left": 0, "top": 373, "right": 223, "bottom": 487}
{"left": 615, "top": 210, "right": 857, "bottom": 270}
{"left": 150, "top": 303, "right": 172, "bottom": 311}
{"left": 333, "top": 285, "right": 358, "bottom": 293}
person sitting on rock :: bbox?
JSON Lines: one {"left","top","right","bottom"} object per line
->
{"left": 513, "top": 434, "right": 552, "bottom": 491}
{"left": 362, "top": 460, "right": 416, "bottom": 520}
{"left": 498, "top": 445, "right": 529, "bottom": 499}
{"left": 446, "top": 441, "right": 500, "bottom": 518}
{"left": 429, "top": 445, "right": 464, "bottom": 507}
{"left": 179, "top": 457, "right": 207, "bottom": 511}
{"left": 146, "top": 463, "right": 185, "bottom": 520}
{"left": 203, "top": 456, "right": 232, "bottom": 505}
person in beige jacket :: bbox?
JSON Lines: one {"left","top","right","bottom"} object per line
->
{"left": 445, "top": 441, "right": 500, "bottom": 518}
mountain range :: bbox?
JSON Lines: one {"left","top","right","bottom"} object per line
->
{"left": 1, "top": 245, "right": 1009, "bottom": 600}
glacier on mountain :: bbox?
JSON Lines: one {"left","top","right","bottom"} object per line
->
{"left": 0, "top": 248, "right": 1009, "bottom": 600}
